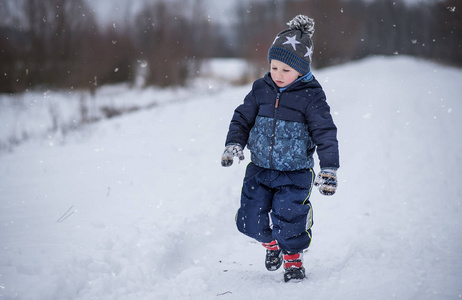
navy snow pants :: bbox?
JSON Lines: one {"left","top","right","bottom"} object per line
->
{"left": 236, "top": 163, "right": 315, "bottom": 253}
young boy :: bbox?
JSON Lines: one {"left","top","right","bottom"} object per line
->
{"left": 221, "top": 15, "right": 339, "bottom": 282}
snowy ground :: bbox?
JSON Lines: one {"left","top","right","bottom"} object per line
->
{"left": 0, "top": 56, "right": 461, "bottom": 299}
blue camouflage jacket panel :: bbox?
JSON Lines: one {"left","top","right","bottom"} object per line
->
{"left": 225, "top": 72, "right": 339, "bottom": 171}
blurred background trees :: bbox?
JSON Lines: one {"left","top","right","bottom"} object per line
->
{"left": 0, "top": 0, "right": 460, "bottom": 93}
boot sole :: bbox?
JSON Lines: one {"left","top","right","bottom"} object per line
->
{"left": 284, "top": 267, "right": 305, "bottom": 282}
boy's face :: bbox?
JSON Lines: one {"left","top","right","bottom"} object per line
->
{"left": 270, "top": 60, "right": 302, "bottom": 88}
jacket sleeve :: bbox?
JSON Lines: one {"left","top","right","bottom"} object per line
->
{"left": 225, "top": 86, "right": 259, "bottom": 148}
{"left": 305, "top": 90, "right": 340, "bottom": 169}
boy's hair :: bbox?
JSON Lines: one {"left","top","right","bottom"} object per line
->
{"left": 268, "top": 15, "right": 315, "bottom": 75}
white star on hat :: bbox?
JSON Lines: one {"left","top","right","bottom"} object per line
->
{"left": 283, "top": 35, "right": 301, "bottom": 50}
{"left": 304, "top": 46, "right": 313, "bottom": 58}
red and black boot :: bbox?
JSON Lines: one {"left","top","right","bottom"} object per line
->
{"left": 283, "top": 252, "right": 305, "bottom": 282}
{"left": 262, "top": 240, "right": 283, "bottom": 271}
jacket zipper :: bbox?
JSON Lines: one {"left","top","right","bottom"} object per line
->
{"left": 269, "top": 92, "right": 281, "bottom": 169}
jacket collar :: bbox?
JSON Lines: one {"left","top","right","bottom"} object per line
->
{"left": 264, "top": 71, "right": 314, "bottom": 93}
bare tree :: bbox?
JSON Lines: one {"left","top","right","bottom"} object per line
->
{"left": 233, "top": 1, "right": 286, "bottom": 78}
{"left": 132, "top": 0, "right": 210, "bottom": 87}
{"left": 0, "top": 0, "right": 134, "bottom": 93}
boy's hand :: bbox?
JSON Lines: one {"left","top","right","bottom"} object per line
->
{"left": 314, "top": 169, "right": 337, "bottom": 196}
{"left": 221, "top": 144, "right": 245, "bottom": 167}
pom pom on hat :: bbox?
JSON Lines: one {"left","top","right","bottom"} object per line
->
{"left": 287, "top": 15, "right": 315, "bottom": 38}
{"left": 268, "top": 15, "right": 315, "bottom": 75}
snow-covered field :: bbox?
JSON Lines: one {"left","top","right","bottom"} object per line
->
{"left": 0, "top": 56, "right": 461, "bottom": 299}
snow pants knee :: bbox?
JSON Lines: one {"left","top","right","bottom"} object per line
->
{"left": 236, "top": 163, "right": 314, "bottom": 253}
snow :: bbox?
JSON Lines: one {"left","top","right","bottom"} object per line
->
{"left": 1, "top": 56, "right": 462, "bottom": 299}
{"left": 199, "top": 58, "right": 250, "bottom": 83}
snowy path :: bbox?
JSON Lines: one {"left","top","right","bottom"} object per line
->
{"left": 1, "top": 56, "right": 461, "bottom": 299}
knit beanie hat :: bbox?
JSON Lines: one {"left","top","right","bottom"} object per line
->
{"left": 268, "top": 15, "right": 315, "bottom": 75}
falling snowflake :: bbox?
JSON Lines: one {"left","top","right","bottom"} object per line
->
{"left": 137, "top": 60, "right": 148, "bottom": 68}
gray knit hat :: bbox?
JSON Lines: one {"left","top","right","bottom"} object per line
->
{"left": 268, "top": 15, "right": 315, "bottom": 75}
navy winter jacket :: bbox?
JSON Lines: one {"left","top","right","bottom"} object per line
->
{"left": 225, "top": 72, "right": 339, "bottom": 171}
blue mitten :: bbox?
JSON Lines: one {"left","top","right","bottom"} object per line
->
{"left": 221, "top": 144, "right": 245, "bottom": 167}
{"left": 314, "top": 168, "right": 338, "bottom": 196}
